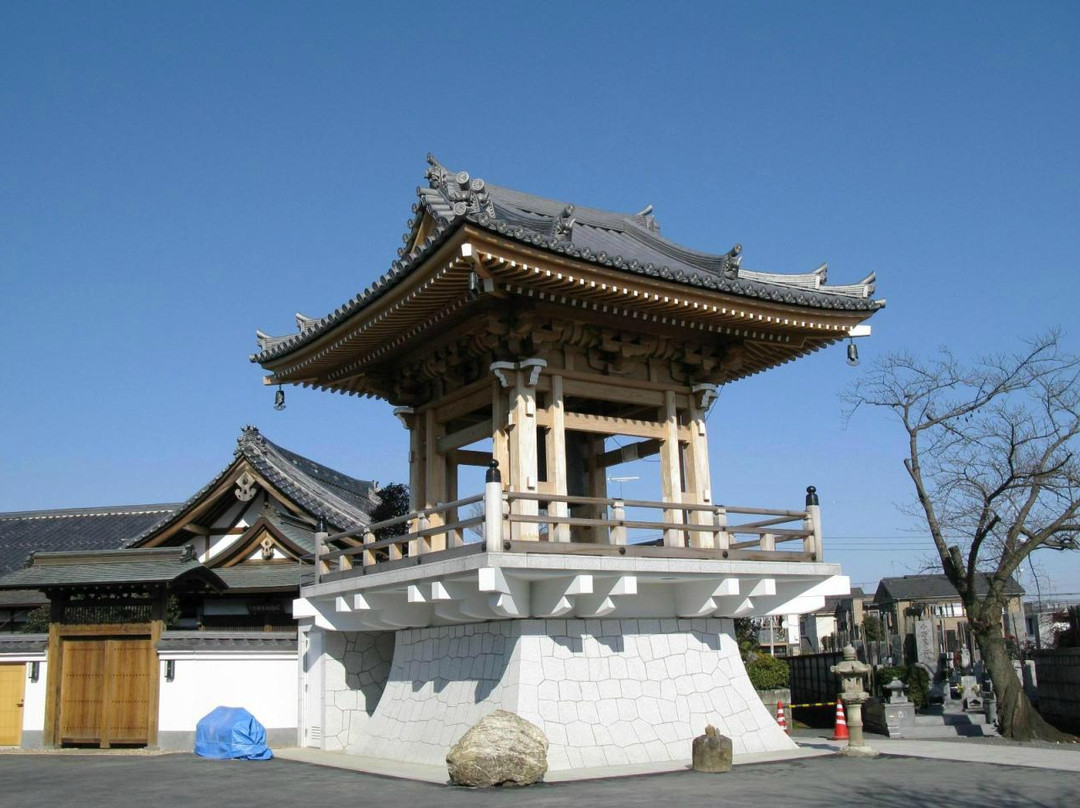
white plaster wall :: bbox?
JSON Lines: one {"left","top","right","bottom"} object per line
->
{"left": 157, "top": 655, "right": 298, "bottom": 733}
{"left": 340, "top": 617, "right": 793, "bottom": 770}
{"left": 22, "top": 659, "right": 46, "bottom": 733}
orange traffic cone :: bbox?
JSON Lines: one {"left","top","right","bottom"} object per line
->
{"left": 775, "top": 700, "right": 789, "bottom": 734}
{"left": 831, "top": 700, "right": 849, "bottom": 741}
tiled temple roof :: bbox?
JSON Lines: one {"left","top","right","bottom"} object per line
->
{"left": 253, "top": 155, "right": 883, "bottom": 364}
{"left": 130, "top": 426, "right": 379, "bottom": 544}
{"left": 0, "top": 504, "right": 180, "bottom": 576}
{"left": 0, "top": 546, "right": 225, "bottom": 590}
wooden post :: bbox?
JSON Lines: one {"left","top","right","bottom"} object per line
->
{"left": 361, "top": 530, "right": 376, "bottom": 568}
{"left": 546, "top": 374, "right": 570, "bottom": 542}
{"left": 585, "top": 435, "right": 608, "bottom": 543}
{"left": 806, "top": 485, "right": 822, "bottom": 560}
{"left": 492, "top": 380, "right": 510, "bottom": 488}
{"left": 508, "top": 360, "right": 544, "bottom": 541}
{"left": 445, "top": 455, "right": 460, "bottom": 547}
{"left": 659, "top": 390, "right": 684, "bottom": 547}
{"left": 760, "top": 532, "right": 776, "bottom": 552}
{"left": 424, "top": 408, "right": 446, "bottom": 551}
{"left": 685, "top": 385, "right": 715, "bottom": 548}
{"left": 314, "top": 522, "right": 329, "bottom": 581}
{"left": 609, "top": 499, "right": 627, "bottom": 545}
{"left": 713, "top": 506, "right": 729, "bottom": 551}
{"left": 484, "top": 460, "right": 503, "bottom": 545}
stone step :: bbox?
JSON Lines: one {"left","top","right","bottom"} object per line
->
{"left": 892, "top": 723, "right": 998, "bottom": 739}
{"left": 915, "top": 712, "right": 989, "bottom": 727}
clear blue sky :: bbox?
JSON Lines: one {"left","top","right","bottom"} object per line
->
{"left": 2, "top": 2, "right": 1078, "bottom": 600}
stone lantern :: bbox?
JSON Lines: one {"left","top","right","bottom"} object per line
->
{"left": 831, "top": 644, "right": 878, "bottom": 757}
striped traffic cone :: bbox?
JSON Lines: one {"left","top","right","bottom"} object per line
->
{"left": 775, "top": 700, "right": 789, "bottom": 734}
{"left": 831, "top": 700, "right": 849, "bottom": 741}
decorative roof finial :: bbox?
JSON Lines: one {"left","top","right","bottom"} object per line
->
{"left": 553, "top": 204, "right": 576, "bottom": 242}
{"left": 423, "top": 154, "right": 495, "bottom": 218}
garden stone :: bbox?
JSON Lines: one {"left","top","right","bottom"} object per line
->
{"left": 446, "top": 710, "right": 548, "bottom": 787}
{"left": 692, "top": 725, "right": 733, "bottom": 773}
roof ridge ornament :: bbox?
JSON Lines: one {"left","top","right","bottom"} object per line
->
{"left": 424, "top": 154, "right": 496, "bottom": 219}
{"left": 553, "top": 204, "right": 576, "bottom": 242}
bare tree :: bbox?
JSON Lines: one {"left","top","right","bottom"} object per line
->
{"left": 845, "top": 331, "right": 1080, "bottom": 741}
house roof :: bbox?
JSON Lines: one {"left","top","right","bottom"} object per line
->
{"left": 213, "top": 566, "right": 299, "bottom": 592}
{"left": 0, "top": 503, "right": 180, "bottom": 576}
{"left": 252, "top": 154, "right": 884, "bottom": 366}
{"left": 157, "top": 630, "right": 297, "bottom": 653}
{"left": 874, "top": 574, "right": 1024, "bottom": 603}
{"left": 0, "top": 634, "right": 47, "bottom": 653}
{"left": 131, "top": 425, "right": 379, "bottom": 544}
{"left": 0, "top": 546, "right": 225, "bottom": 591}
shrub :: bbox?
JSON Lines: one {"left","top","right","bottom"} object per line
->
{"left": 746, "top": 653, "right": 790, "bottom": 690}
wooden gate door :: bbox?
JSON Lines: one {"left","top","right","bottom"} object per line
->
{"left": 59, "top": 637, "right": 154, "bottom": 747}
{"left": 0, "top": 664, "right": 25, "bottom": 746}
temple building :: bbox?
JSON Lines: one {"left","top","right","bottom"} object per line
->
{"left": 0, "top": 426, "right": 379, "bottom": 749}
{"left": 251, "top": 156, "right": 884, "bottom": 769}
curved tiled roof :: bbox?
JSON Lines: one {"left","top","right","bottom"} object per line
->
{"left": 130, "top": 426, "right": 378, "bottom": 545}
{"left": 252, "top": 154, "right": 883, "bottom": 365}
{"left": 0, "top": 504, "right": 180, "bottom": 576}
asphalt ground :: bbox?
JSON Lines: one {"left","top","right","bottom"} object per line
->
{"left": 1, "top": 752, "right": 1078, "bottom": 808}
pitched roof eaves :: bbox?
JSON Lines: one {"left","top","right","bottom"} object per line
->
{"left": 0, "top": 504, "right": 181, "bottom": 521}
{"left": 251, "top": 214, "right": 463, "bottom": 365}
{"left": 468, "top": 213, "right": 884, "bottom": 313}
{"left": 239, "top": 431, "right": 372, "bottom": 531}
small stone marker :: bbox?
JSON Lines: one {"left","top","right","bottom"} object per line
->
{"left": 692, "top": 725, "right": 733, "bottom": 773}
{"left": 446, "top": 710, "right": 548, "bottom": 787}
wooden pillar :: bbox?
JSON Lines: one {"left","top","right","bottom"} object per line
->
{"left": 424, "top": 408, "right": 446, "bottom": 551}
{"left": 685, "top": 384, "right": 716, "bottom": 548}
{"left": 659, "top": 390, "right": 684, "bottom": 547}
{"left": 491, "top": 380, "right": 510, "bottom": 490}
{"left": 509, "top": 360, "right": 544, "bottom": 540}
{"left": 545, "top": 374, "right": 570, "bottom": 541}
{"left": 445, "top": 456, "right": 460, "bottom": 547}
{"left": 585, "top": 435, "right": 608, "bottom": 543}
{"left": 394, "top": 407, "right": 423, "bottom": 557}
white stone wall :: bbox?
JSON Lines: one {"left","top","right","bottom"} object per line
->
{"left": 337, "top": 617, "right": 793, "bottom": 769}
{"left": 346, "top": 622, "right": 515, "bottom": 763}
{"left": 322, "top": 631, "right": 395, "bottom": 751}
{"left": 156, "top": 653, "right": 298, "bottom": 749}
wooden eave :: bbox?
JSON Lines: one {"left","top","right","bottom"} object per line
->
{"left": 207, "top": 517, "right": 306, "bottom": 568}
{"left": 260, "top": 225, "right": 877, "bottom": 394}
{"left": 261, "top": 229, "right": 476, "bottom": 389}
{"left": 465, "top": 228, "right": 874, "bottom": 337}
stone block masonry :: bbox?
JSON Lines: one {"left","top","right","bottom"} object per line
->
{"left": 322, "top": 630, "right": 395, "bottom": 751}
{"left": 324, "top": 617, "right": 793, "bottom": 770}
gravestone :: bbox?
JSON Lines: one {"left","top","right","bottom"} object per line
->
{"left": 914, "top": 619, "right": 935, "bottom": 666}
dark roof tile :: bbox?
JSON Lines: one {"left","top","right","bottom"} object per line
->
{"left": 252, "top": 155, "right": 883, "bottom": 365}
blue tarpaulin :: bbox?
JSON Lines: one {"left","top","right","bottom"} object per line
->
{"left": 194, "top": 706, "right": 273, "bottom": 760}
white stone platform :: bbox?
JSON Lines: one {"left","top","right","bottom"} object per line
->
{"left": 321, "top": 617, "right": 794, "bottom": 771}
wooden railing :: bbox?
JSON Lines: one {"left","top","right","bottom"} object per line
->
{"left": 301, "top": 484, "right": 823, "bottom": 587}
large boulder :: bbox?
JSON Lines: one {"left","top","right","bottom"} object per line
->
{"left": 446, "top": 710, "right": 548, "bottom": 787}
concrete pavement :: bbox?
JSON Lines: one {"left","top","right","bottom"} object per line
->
{"left": 1, "top": 750, "right": 1078, "bottom": 808}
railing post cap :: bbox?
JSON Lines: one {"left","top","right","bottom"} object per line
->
{"left": 805, "top": 486, "right": 819, "bottom": 506}
{"left": 486, "top": 459, "right": 502, "bottom": 484}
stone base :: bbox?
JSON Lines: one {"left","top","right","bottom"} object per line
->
{"left": 839, "top": 744, "right": 880, "bottom": 758}
{"left": 323, "top": 618, "right": 794, "bottom": 770}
